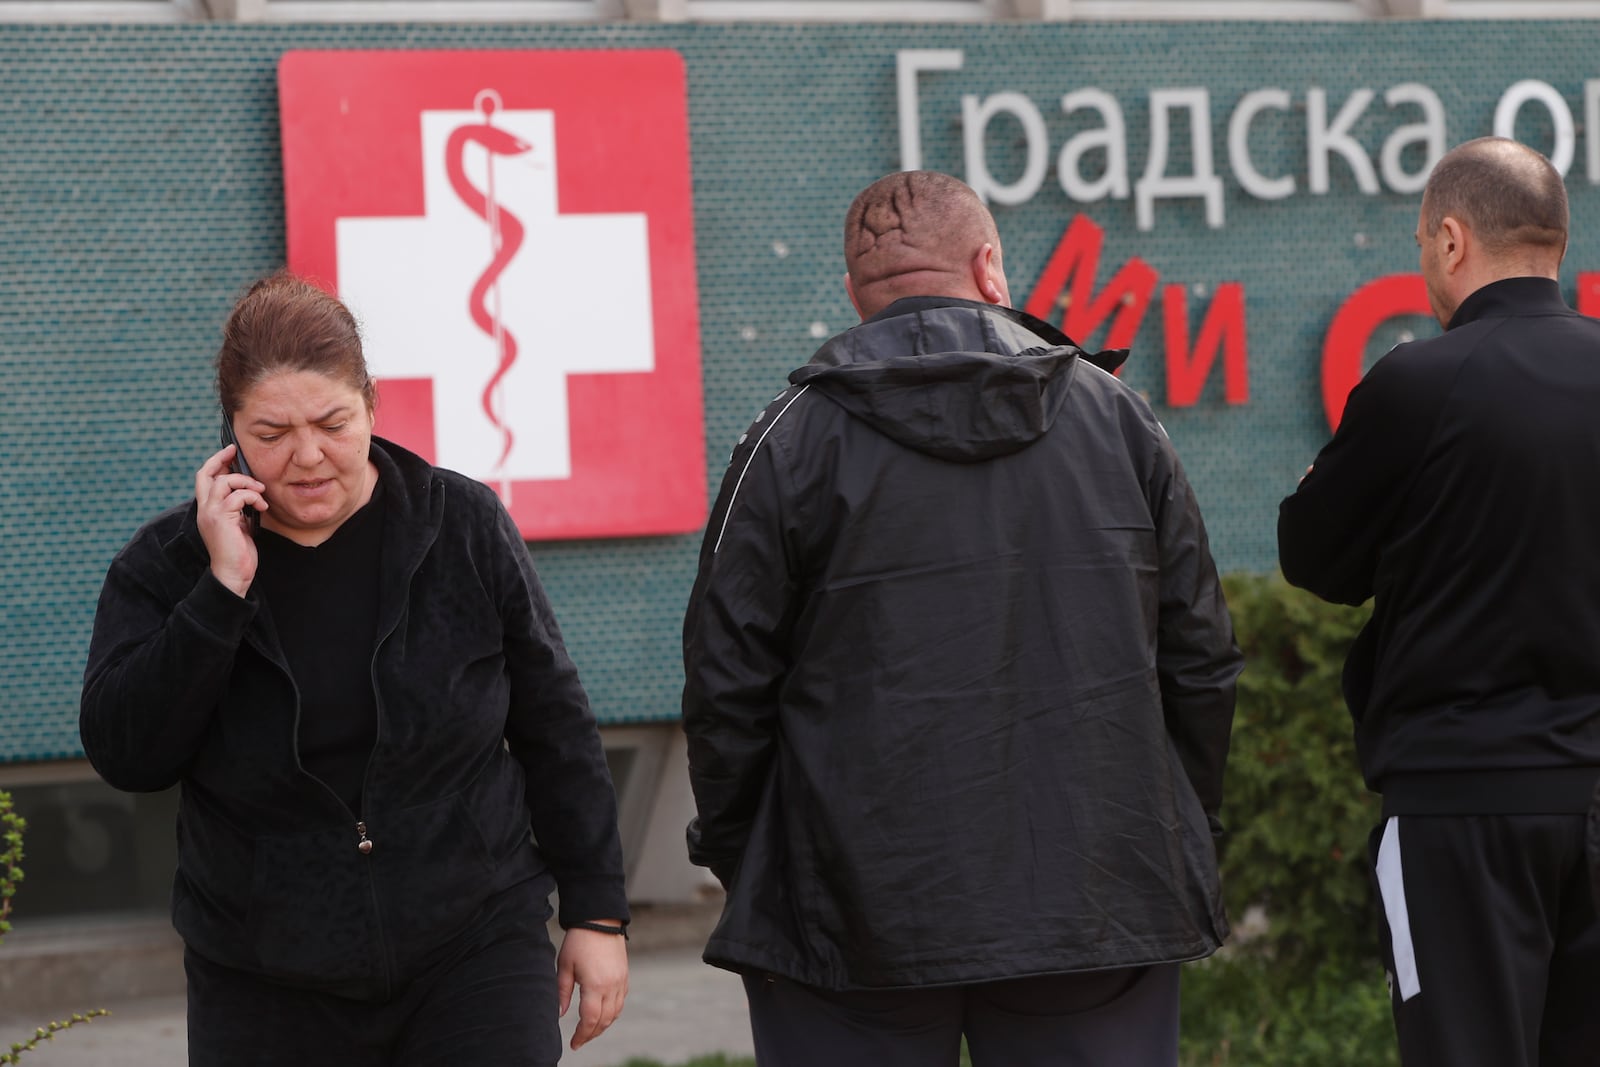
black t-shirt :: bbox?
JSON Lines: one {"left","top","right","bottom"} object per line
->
{"left": 252, "top": 480, "right": 385, "bottom": 814}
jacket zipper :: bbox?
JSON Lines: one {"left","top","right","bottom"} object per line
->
{"left": 355, "top": 813, "right": 390, "bottom": 1000}
{"left": 349, "top": 499, "right": 432, "bottom": 1002}
{"left": 250, "top": 628, "right": 394, "bottom": 998}
{"left": 352, "top": 605, "right": 407, "bottom": 1000}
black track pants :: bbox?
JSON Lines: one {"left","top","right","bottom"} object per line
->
{"left": 742, "top": 963, "right": 1180, "bottom": 1067}
{"left": 186, "top": 879, "right": 562, "bottom": 1067}
{"left": 1370, "top": 814, "right": 1600, "bottom": 1067}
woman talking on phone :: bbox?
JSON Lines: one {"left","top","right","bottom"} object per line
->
{"left": 80, "top": 272, "right": 628, "bottom": 1066}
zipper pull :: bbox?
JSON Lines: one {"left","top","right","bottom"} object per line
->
{"left": 356, "top": 820, "right": 374, "bottom": 854}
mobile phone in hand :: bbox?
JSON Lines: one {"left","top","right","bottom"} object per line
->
{"left": 220, "top": 411, "right": 253, "bottom": 478}
{"left": 219, "top": 411, "right": 259, "bottom": 527}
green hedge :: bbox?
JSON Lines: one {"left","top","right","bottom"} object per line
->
{"left": 1180, "top": 573, "right": 1395, "bottom": 1067}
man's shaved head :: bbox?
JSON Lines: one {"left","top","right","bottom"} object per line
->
{"left": 1422, "top": 137, "right": 1567, "bottom": 261}
{"left": 844, "top": 171, "right": 1007, "bottom": 318}
{"left": 1414, "top": 136, "right": 1568, "bottom": 325}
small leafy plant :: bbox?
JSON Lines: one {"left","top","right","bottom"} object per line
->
{"left": 0, "top": 789, "right": 109, "bottom": 1064}
{"left": 1, "top": 790, "right": 23, "bottom": 941}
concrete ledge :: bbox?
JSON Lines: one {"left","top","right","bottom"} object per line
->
{"left": 607, "top": 895, "right": 723, "bottom": 954}
{"left": 0, "top": 914, "right": 184, "bottom": 1020}
{"left": 0, "top": 896, "right": 725, "bottom": 1022}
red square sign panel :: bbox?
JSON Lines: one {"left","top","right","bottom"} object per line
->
{"left": 279, "top": 50, "right": 705, "bottom": 540}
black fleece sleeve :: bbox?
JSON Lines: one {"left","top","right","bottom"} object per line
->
{"left": 681, "top": 410, "right": 799, "bottom": 890}
{"left": 80, "top": 549, "right": 256, "bottom": 793}
{"left": 492, "top": 503, "right": 629, "bottom": 927}
{"left": 1278, "top": 349, "right": 1436, "bottom": 606}
{"left": 1149, "top": 428, "right": 1243, "bottom": 823}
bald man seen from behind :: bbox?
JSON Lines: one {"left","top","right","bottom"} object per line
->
{"left": 681, "top": 171, "right": 1243, "bottom": 1067}
{"left": 1280, "top": 137, "right": 1600, "bottom": 1067}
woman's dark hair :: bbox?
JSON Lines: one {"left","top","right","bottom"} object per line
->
{"left": 216, "top": 271, "right": 375, "bottom": 415}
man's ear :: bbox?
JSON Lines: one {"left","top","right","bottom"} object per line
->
{"left": 971, "top": 243, "right": 1009, "bottom": 306}
{"left": 1439, "top": 216, "right": 1468, "bottom": 275}
{"left": 845, "top": 271, "right": 864, "bottom": 320}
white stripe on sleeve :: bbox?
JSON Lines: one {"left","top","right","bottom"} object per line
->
{"left": 713, "top": 386, "right": 811, "bottom": 554}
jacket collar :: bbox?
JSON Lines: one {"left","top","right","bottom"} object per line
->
{"left": 368, "top": 435, "right": 441, "bottom": 536}
{"left": 866, "top": 296, "right": 1129, "bottom": 374}
{"left": 1447, "top": 276, "right": 1569, "bottom": 331}
{"left": 364, "top": 438, "right": 444, "bottom": 641}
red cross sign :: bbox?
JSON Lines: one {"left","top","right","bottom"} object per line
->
{"left": 278, "top": 49, "right": 705, "bottom": 540}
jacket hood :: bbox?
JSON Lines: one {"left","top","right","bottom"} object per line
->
{"left": 789, "top": 297, "right": 1127, "bottom": 462}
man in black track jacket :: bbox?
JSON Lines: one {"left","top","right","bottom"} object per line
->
{"left": 681, "top": 171, "right": 1242, "bottom": 1067}
{"left": 1280, "top": 137, "right": 1600, "bottom": 1067}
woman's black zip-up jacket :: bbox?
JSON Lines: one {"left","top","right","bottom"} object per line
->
{"left": 80, "top": 438, "right": 627, "bottom": 1001}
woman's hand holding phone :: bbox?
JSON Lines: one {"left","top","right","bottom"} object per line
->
{"left": 197, "top": 440, "right": 267, "bottom": 599}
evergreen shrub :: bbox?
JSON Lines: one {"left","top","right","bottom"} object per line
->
{"left": 1180, "top": 572, "right": 1395, "bottom": 1067}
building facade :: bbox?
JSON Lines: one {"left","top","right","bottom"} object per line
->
{"left": 4, "top": 0, "right": 1600, "bottom": 920}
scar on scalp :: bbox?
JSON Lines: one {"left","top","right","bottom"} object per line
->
{"left": 854, "top": 178, "right": 926, "bottom": 256}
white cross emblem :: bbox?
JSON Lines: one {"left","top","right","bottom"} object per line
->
{"left": 336, "top": 94, "right": 654, "bottom": 490}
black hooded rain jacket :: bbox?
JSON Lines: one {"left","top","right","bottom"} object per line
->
{"left": 683, "top": 297, "right": 1241, "bottom": 990}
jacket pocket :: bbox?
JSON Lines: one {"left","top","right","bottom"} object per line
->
{"left": 245, "top": 825, "right": 386, "bottom": 987}
{"left": 370, "top": 791, "right": 500, "bottom": 973}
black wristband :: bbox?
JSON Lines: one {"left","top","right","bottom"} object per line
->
{"left": 566, "top": 920, "right": 629, "bottom": 940}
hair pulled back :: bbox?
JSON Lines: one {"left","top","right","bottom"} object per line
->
{"left": 216, "top": 271, "right": 375, "bottom": 415}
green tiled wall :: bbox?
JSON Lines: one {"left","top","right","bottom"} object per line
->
{"left": 4, "top": 20, "right": 1598, "bottom": 759}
